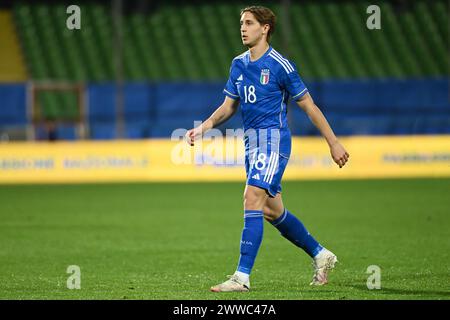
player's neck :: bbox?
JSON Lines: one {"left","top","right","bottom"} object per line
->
{"left": 248, "top": 41, "right": 270, "bottom": 62}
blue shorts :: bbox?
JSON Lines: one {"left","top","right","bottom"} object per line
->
{"left": 245, "top": 147, "right": 289, "bottom": 197}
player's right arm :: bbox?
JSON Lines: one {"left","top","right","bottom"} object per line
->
{"left": 185, "top": 96, "right": 239, "bottom": 146}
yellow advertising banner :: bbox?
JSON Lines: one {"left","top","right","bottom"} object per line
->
{"left": 0, "top": 135, "right": 449, "bottom": 184}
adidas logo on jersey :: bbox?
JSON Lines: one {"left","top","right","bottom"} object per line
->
{"left": 237, "top": 74, "right": 243, "bottom": 81}
{"left": 251, "top": 173, "right": 260, "bottom": 180}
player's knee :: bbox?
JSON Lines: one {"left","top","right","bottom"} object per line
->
{"left": 263, "top": 208, "right": 275, "bottom": 222}
{"left": 243, "top": 188, "right": 265, "bottom": 210}
{"left": 243, "top": 194, "right": 259, "bottom": 210}
{"left": 263, "top": 206, "right": 280, "bottom": 222}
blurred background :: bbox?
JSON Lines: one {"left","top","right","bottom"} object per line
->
{"left": 0, "top": 0, "right": 448, "bottom": 141}
{"left": 0, "top": 0, "right": 448, "bottom": 182}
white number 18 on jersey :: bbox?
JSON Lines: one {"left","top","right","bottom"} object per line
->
{"left": 243, "top": 85, "right": 257, "bottom": 103}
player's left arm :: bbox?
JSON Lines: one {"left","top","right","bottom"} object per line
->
{"left": 296, "top": 93, "right": 349, "bottom": 168}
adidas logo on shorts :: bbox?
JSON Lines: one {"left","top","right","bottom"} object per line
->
{"left": 252, "top": 173, "right": 260, "bottom": 180}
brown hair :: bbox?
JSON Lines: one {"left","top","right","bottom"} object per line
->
{"left": 240, "top": 6, "right": 276, "bottom": 42}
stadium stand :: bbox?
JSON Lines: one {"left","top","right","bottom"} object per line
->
{"left": 0, "top": 0, "right": 448, "bottom": 140}
{"left": 13, "top": 1, "right": 448, "bottom": 80}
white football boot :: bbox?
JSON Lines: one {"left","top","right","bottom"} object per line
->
{"left": 210, "top": 274, "right": 250, "bottom": 292}
{"left": 310, "top": 248, "right": 338, "bottom": 286}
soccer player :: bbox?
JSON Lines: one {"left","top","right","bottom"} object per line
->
{"left": 186, "top": 6, "right": 349, "bottom": 292}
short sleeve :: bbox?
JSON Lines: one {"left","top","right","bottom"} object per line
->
{"left": 280, "top": 61, "right": 308, "bottom": 101}
{"left": 223, "top": 60, "right": 240, "bottom": 100}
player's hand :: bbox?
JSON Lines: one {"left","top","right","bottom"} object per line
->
{"left": 185, "top": 126, "right": 203, "bottom": 146}
{"left": 330, "top": 141, "right": 349, "bottom": 168}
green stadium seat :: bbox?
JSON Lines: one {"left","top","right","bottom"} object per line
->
{"left": 414, "top": 2, "right": 448, "bottom": 74}
{"left": 13, "top": 1, "right": 449, "bottom": 81}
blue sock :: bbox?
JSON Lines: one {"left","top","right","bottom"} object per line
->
{"left": 236, "top": 210, "right": 264, "bottom": 275}
{"left": 270, "top": 208, "right": 323, "bottom": 258}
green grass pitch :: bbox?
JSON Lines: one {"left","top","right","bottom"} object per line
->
{"left": 0, "top": 178, "right": 449, "bottom": 300}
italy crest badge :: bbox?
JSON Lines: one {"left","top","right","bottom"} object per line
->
{"left": 260, "top": 69, "right": 270, "bottom": 85}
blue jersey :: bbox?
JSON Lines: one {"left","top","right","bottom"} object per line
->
{"left": 223, "top": 46, "right": 308, "bottom": 196}
{"left": 223, "top": 46, "right": 308, "bottom": 131}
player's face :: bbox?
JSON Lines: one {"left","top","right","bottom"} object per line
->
{"left": 240, "top": 12, "right": 267, "bottom": 47}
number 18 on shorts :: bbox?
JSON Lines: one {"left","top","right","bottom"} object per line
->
{"left": 245, "top": 149, "right": 289, "bottom": 197}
